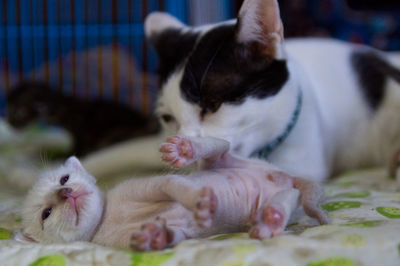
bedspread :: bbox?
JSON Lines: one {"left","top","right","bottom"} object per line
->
{"left": 0, "top": 122, "right": 399, "bottom": 266}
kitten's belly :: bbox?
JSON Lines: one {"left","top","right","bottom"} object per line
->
{"left": 204, "top": 167, "right": 293, "bottom": 227}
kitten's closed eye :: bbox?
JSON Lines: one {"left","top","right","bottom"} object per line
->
{"left": 60, "top": 175, "right": 69, "bottom": 185}
{"left": 41, "top": 207, "right": 52, "bottom": 221}
{"left": 161, "top": 114, "right": 175, "bottom": 123}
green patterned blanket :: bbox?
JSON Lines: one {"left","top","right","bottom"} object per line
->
{"left": 0, "top": 121, "right": 399, "bottom": 266}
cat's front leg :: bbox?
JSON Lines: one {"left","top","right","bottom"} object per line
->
{"left": 82, "top": 133, "right": 167, "bottom": 178}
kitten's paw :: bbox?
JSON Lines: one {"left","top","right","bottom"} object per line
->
{"left": 130, "top": 219, "right": 170, "bottom": 251}
{"left": 194, "top": 187, "right": 218, "bottom": 228}
{"left": 248, "top": 204, "right": 285, "bottom": 239}
{"left": 160, "top": 136, "right": 196, "bottom": 168}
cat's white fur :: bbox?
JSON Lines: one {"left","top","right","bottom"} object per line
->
{"left": 82, "top": 0, "right": 400, "bottom": 182}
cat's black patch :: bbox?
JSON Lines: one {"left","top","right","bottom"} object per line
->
{"left": 179, "top": 24, "right": 289, "bottom": 116}
{"left": 352, "top": 51, "right": 400, "bottom": 110}
{"left": 148, "top": 29, "right": 199, "bottom": 85}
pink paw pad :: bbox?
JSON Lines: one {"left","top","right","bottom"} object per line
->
{"left": 248, "top": 225, "right": 272, "bottom": 239}
{"left": 249, "top": 204, "right": 285, "bottom": 239}
{"left": 263, "top": 205, "right": 284, "bottom": 226}
{"left": 130, "top": 221, "right": 168, "bottom": 251}
{"left": 194, "top": 187, "right": 218, "bottom": 228}
{"left": 159, "top": 136, "right": 195, "bottom": 168}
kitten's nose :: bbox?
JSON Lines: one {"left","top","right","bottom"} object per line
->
{"left": 58, "top": 187, "right": 73, "bottom": 201}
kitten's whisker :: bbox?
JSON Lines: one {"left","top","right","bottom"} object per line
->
{"left": 39, "top": 151, "right": 49, "bottom": 168}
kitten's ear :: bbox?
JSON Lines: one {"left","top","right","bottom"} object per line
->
{"left": 14, "top": 229, "right": 37, "bottom": 243}
{"left": 236, "top": 0, "right": 284, "bottom": 58}
{"left": 144, "top": 12, "right": 199, "bottom": 83}
{"left": 65, "top": 156, "right": 86, "bottom": 172}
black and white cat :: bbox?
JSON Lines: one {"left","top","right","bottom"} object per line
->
{"left": 82, "top": 0, "right": 400, "bottom": 182}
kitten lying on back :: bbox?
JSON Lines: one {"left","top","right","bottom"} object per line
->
{"left": 7, "top": 81, "right": 160, "bottom": 156}
{"left": 17, "top": 136, "right": 327, "bottom": 251}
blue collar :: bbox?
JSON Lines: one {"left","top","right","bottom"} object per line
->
{"left": 252, "top": 90, "right": 303, "bottom": 159}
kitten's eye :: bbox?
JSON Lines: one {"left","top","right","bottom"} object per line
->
{"left": 41, "top": 207, "right": 52, "bottom": 221}
{"left": 161, "top": 114, "right": 175, "bottom": 123}
{"left": 60, "top": 175, "right": 69, "bottom": 185}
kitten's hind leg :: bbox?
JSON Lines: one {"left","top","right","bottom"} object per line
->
{"left": 249, "top": 188, "right": 300, "bottom": 239}
{"left": 293, "top": 178, "right": 329, "bottom": 225}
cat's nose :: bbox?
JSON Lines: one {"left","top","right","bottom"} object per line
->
{"left": 58, "top": 187, "right": 73, "bottom": 201}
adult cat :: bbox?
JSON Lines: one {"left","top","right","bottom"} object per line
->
{"left": 82, "top": 0, "right": 400, "bottom": 182}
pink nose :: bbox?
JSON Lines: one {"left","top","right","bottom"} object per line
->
{"left": 58, "top": 187, "right": 73, "bottom": 201}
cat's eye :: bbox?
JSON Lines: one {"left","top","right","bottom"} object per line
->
{"left": 41, "top": 207, "right": 52, "bottom": 221}
{"left": 161, "top": 114, "right": 175, "bottom": 123}
{"left": 60, "top": 174, "right": 69, "bottom": 185}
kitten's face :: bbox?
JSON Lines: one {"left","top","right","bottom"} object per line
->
{"left": 147, "top": 0, "right": 297, "bottom": 156}
{"left": 19, "top": 157, "right": 103, "bottom": 244}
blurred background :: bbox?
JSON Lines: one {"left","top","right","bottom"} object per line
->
{"left": 0, "top": 0, "right": 399, "bottom": 186}
{"left": 0, "top": 0, "right": 399, "bottom": 116}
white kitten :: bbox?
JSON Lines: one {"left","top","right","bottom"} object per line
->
{"left": 17, "top": 136, "right": 327, "bottom": 251}
{"left": 17, "top": 157, "right": 103, "bottom": 244}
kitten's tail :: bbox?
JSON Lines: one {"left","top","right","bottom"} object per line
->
{"left": 81, "top": 132, "right": 167, "bottom": 178}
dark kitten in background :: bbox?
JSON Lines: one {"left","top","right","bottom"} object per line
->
{"left": 7, "top": 81, "right": 160, "bottom": 156}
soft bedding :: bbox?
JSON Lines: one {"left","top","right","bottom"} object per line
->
{"left": 0, "top": 122, "right": 399, "bottom": 266}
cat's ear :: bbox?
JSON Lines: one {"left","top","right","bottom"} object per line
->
{"left": 236, "top": 0, "right": 284, "bottom": 58}
{"left": 145, "top": 12, "right": 185, "bottom": 39}
{"left": 144, "top": 12, "right": 199, "bottom": 83}
{"left": 65, "top": 156, "right": 86, "bottom": 172}
{"left": 14, "top": 229, "right": 38, "bottom": 243}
